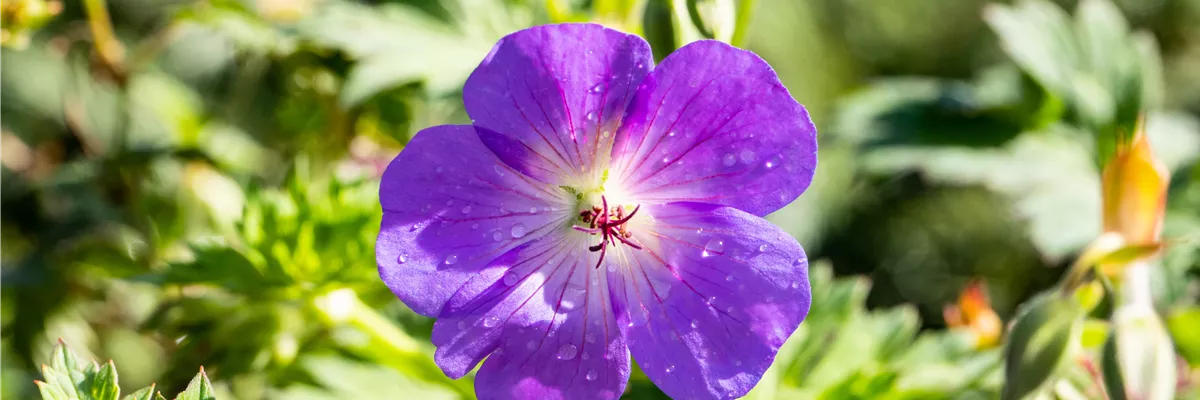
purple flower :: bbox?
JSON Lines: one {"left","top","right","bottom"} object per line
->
{"left": 377, "top": 23, "right": 817, "bottom": 400}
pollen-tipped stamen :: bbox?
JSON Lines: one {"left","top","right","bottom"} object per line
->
{"left": 575, "top": 195, "right": 645, "bottom": 268}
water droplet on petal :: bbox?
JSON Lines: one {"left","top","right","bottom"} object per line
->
{"left": 725, "top": 275, "right": 734, "bottom": 282}
{"left": 758, "top": 244, "right": 769, "bottom": 252}
{"left": 667, "top": 131, "right": 677, "bottom": 137}
{"left": 586, "top": 334, "right": 596, "bottom": 343}
{"left": 494, "top": 165, "right": 506, "bottom": 176}
{"left": 601, "top": 130, "right": 611, "bottom": 138}
{"left": 555, "top": 344, "right": 578, "bottom": 360}
{"left": 722, "top": 153, "right": 737, "bottom": 167}
{"left": 589, "top": 83, "right": 603, "bottom": 94}
{"left": 690, "top": 319, "right": 699, "bottom": 329}
{"left": 396, "top": 254, "right": 407, "bottom": 264}
{"left": 586, "top": 111, "right": 597, "bottom": 121}
{"left": 636, "top": 62, "right": 645, "bottom": 69}
{"left": 791, "top": 281, "right": 802, "bottom": 290}
{"left": 726, "top": 306, "right": 734, "bottom": 313}
{"left": 793, "top": 258, "right": 806, "bottom": 266}
{"left": 493, "top": 231, "right": 504, "bottom": 242}
{"left": 586, "top": 369, "right": 598, "bottom": 381}
{"left": 740, "top": 149, "right": 757, "bottom": 164}
{"left": 503, "top": 272, "right": 519, "bottom": 286}
{"left": 702, "top": 238, "right": 725, "bottom": 257}
{"left": 461, "top": 205, "right": 472, "bottom": 214}
{"left": 483, "top": 316, "right": 500, "bottom": 328}
{"left": 661, "top": 156, "right": 671, "bottom": 163}
{"left": 471, "top": 223, "right": 480, "bottom": 230}
{"left": 511, "top": 223, "right": 527, "bottom": 238}
{"left": 444, "top": 254, "right": 459, "bottom": 265}
{"left": 581, "top": 352, "right": 590, "bottom": 360}
{"left": 764, "top": 154, "right": 783, "bottom": 169}
{"left": 665, "top": 365, "right": 676, "bottom": 373}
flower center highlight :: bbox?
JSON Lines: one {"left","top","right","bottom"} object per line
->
{"left": 572, "top": 195, "right": 644, "bottom": 268}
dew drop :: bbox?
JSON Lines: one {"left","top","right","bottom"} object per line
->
{"left": 726, "top": 306, "right": 734, "bottom": 313}
{"left": 461, "top": 205, "right": 472, "bottom": 214}
{"left": 702, "top": 238, "right": 725, "bottom": 257}
{"left": 791, "top": 281, "right": 802, "bottom": 290}
{"left": 586, "top": 369, "right": 598, "bottom": 381}
{"left": 529, "top": 206, "right": 538, "bottom": 214}
{"left": 589, "top": 83, "right": 603, "bottom": 94}
{"left": 493, "top": 231, "right": 504, "bottom": 242}
{"left": 764, "top": 154, "right": 783, "bottom": 169}
{"left": 601, "top": 130, "right": 611, "bottom": 138}
{"left": 586, "top": 334, "right": 597, "bottom": 344}
{"left": 636, "top": 62, "right": 645, "bottom": 69}
{"left": 669, "top": 332, "right": 680, "bottom": 341}
{"left": 396, "top": 254, "right": 407, "bottom": 264}
{"left": 494, "top": 165, "right": 506, "bottom": 176}
{"left": 471, "top": 223, "right": 480, "bottom": 230}
{"left": 503, "top": 272, "right": 519, "bottom": 286}
{"left": 793, "top": 258, "right": 806, "bottom": 266}
{"left": 665, "top": 365, "right": 676, "bottom": 373}
{"left": 667, "top": 131, "right": 677, "bottom": 137}
{"left": 758, "top": 244, "right": 769, "bottom": 252}
{"left": 511, "top": 223, "right": 527, "bottom": 238}
{"left": 444, "top": 254, "right": 459, "bottom": 265}
{"left": 690, "top": 319, "right": 699, "bottom": 329}
{"left": 739, "top": 149, "right": 757, "bottom": 164}
{"left": 555, "top": 344, "right": 579, "bottom": 360}
{"left": 661, "top": 156, "right": 671, "bottom": 163}
{"left": 725, "top": 275, "right": 734, "bottom": 282}
{"left": 483, "top": 316, "right": 500, "bottom": 328}
{"left": 722, "top": 153, "right": 737, "bottom": 167}
{"left": 586, "top": 111, "right": 597, "bottom": 121}
{"left": 456, "top": 321, "right": 467, "bottom": 330}
{"left": 581, "top": 352, "right": 590, "bottom": 360}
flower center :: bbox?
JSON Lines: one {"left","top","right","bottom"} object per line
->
{"left": 572, "top": 195, "right": 644, "bottom": 268}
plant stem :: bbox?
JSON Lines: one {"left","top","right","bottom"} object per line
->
{"left": 312, "top": 289, "right": 474, "bottom": 397}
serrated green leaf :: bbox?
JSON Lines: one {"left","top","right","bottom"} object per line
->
{"left": 37, "top": 380, "right": 71, "bottom": 400}
{"left": 89, "top": 361, "right": 120, "bottom": 400}
{"left": 48, "top": 340, "right": 93, "bottom": 399}
{"left": 121, "top": 385, "right": 159, "bottom": 400}
{"left": 175, "top": 368, "right": 216, "bottom": 400}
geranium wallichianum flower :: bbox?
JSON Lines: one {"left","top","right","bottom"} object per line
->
{"left": 377, "top": 23, "right": 817, "bottom": 400}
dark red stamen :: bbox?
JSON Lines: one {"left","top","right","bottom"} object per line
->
{"left": 575, "top": 195, "right": 645, "bottom": 268}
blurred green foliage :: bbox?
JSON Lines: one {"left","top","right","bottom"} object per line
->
{"left": 3, "top": 0, "right": 1200, "bottom": 399}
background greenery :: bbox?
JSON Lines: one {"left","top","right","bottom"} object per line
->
{"left": 2, "top": 0, "right": 1199, "bottom": 399}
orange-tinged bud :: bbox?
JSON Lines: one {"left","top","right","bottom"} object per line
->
{"left": 1101, "top": 117, "right": 1169, "bottom": 246}
{"left": 945, "top": 280, "right": 1003, "bottom": 349}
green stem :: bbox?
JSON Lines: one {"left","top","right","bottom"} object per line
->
{"left": 730, "top": 0, "right": 756, "bottom": 47}
{"left": 312, "top": 289, "right": 474, "bottom": 397}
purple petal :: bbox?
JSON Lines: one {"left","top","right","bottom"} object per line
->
{"left": 377, "top": 125, "right": 573, "bottom": 316}
{"left": 610, "top": 202, "right": 810, "bottom": 399}
{"left": 431, "top": 234, "right": 629, "bottom": 400}
{"left": 464, "top": 23, "right": 654, "bottom": 184}
{"left": 609, "top": 40, "right": 818, "bottom": 217}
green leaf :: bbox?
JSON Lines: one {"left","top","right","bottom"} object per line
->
{"left": 642, "top": 0, "right": 677, "bottom": 62}
{"left": 88, "top": 361, "right": 120, "bottom": 400}
{"left": 122, "top": 385, "right": 160, "bottom": 400}
{"left": 1001, "top": 292, "right": 1085, "bottom": 400}
{"left": 1167, "top": 307, "right": 1200, "bottom": 366}
{"left": 37, "top": 380, "right": 71, "bottom": 400}
{"left": 175, "top": 368, "right": 216, "bottom": 400}
{"left": 47, "top": 340, "right": 98, "bottom": 399}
